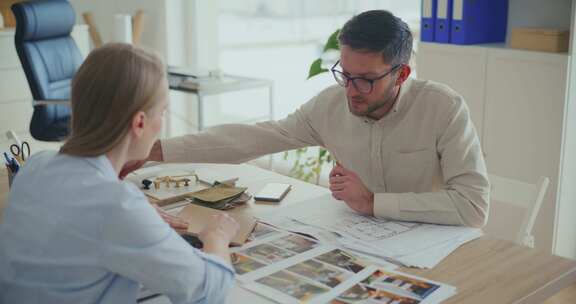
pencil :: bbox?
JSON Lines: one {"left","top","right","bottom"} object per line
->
{"left": 330, "top": 151, "right": 340, "bottom": 167}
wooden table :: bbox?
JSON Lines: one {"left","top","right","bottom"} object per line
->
{"left": 0, "top": 168, "right": 8, "bottom": 222}
{"left": 403, "top": 238, "right": 576, "bottom": 304}
{"left": 143, "top": 163, "right": 576, "bottom": 304}
{"left": 226, "top": 236, "right": 576, "bottom": 304}
{"left": 172, "top": 164, "right": 576, "bottom": 304}
{"left": 2, "top": 165, "right": 576, "bottom": 303}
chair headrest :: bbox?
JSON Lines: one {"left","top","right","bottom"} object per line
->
{"left": 12, "top": 0, "right": 76, "bottom": 41}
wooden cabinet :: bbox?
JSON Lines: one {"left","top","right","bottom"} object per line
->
{"left": 417, "top": 42, "right": 569, "bottom": 252}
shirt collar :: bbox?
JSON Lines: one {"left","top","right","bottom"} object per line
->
{"left": 391, "top": 77, "right": 412, "bottom": 114}
{"left": 84, "top": 154, "right": 119, "bottom": 181}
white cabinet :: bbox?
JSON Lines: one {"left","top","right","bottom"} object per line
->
{"left": 484, "top": 48, "right": 568, "bottom": 253}
{"left": 415, "top": 43, "right": 488, "bottom": 143}
{"left": 417, "top": 42, "right": 570, "bottom": 252}
{"left": 484, "top": 49, "right": 567, "bottom": 181}
{"left": 0, "top": 25, "right": 89, "bottom": 143}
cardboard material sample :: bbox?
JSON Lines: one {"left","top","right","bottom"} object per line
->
{"left": 177, "top": 204, "right": 257, "bottom": 246}
{"left": 187, "top": 184, "right": 247, "bottom": 203}
{"left": 510, "top": 27, "right": 569, "bottom": 53}
{"left": 188, "top": 192, "right": 251, "bottom": 210}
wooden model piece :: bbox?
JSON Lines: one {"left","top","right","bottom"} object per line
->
{"left": 154, "top": 176, "right": 172, "bottom": 188}
{"left": 150, "top": 175, "right": 197, "bottom": 190}
{"left": 173, "top": 178, "right": 191, "bottom": 188}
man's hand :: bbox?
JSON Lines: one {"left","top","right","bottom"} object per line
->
{"left": 119, "top": 140, "right": 164, "bottom": 179}
{"left": 153, "top": 204, "right": 190, "bottom": 234}
{"left": 329, "top": 164, "right": 374, "bottom": 216}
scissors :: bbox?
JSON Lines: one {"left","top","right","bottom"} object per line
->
{"left": 10, "top": 141, "right": 30, "bottom": 165}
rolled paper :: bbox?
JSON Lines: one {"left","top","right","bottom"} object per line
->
{"left": 113, "top": 14, "right": 132, "bottom": 44}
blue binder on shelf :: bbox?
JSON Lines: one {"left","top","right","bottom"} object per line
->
{"left": 420, "top": 0, "right": 437, "bottom": 42}
{"left": 434, "top": 0, "right": 453, "bottom": 43}
{"left": 451, "top": 0, "right": 508, "bottom": 45}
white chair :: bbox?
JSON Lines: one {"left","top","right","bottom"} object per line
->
{"left": 484, "top": 174, "right": 550, "bottom": 248}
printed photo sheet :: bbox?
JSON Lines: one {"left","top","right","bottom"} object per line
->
{"left": 234, "top": 224, "right": 456, "bottom": 303}
{"left": 242, "top": 264, "right": 456, "bottom": 304}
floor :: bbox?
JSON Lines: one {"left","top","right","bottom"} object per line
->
{"left": 543, "top": 282, "right": 576, "bottom": 303}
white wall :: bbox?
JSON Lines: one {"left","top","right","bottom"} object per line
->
{"left": 69, "top": 0, "right": 221, "bottom": 138}
{"left": 508, "top": 0, "right": 572, "bottom": 32}
{"left": 69, "top": 0, "right": 218, "bottom": 70}
{"left": 186, "top": 0, "right": 220, "bottom": 71}
{"left": 69, "top": 0, "right": 169, "bottom": 59}
{"left": 555, "top": 0, "right": 576, "bottom": 259}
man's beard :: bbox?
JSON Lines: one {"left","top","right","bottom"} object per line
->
{"left": 348, "top": 80, "right": 399, "bottom": 118}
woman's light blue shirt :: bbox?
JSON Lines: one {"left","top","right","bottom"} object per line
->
{"left": 0, "top": 151, "right": 234, "bottom": 303}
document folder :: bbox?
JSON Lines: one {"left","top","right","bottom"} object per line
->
{"left": 451, "top": 0, "right": 508, "bottom": 45}
{"left": 420, "top": 0, "right": 437, "bottom": 42}
{"left": 434, "top": 0, "right": 452, "bottom": 43}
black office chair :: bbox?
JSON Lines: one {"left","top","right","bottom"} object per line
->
{"left": 12, "top": 0, "right": 83, "bottom": 141}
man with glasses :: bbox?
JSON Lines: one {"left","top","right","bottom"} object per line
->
{"left": 126, "top": 10, "right": 489, "bottom": 228}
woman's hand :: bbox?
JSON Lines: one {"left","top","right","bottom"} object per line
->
{"left": 199, "top": 214, "right": 239, "bottom": 263}
{"left": 198, "top": 214, "right": 239, "bottom": 245}
{"left": 153, "top": 204, "right": 189, "bottom": 234}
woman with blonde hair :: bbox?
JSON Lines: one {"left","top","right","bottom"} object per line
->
{"left": 0, "top": 43, "right": 239, "bottom": 303}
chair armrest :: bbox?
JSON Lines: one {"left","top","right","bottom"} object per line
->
{"left": 34, "top": 100, "right": 70, "bottom": 106}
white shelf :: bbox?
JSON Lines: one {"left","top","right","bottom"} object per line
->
{"left": 418, "top": 41, "right": 570, "bottom": 58}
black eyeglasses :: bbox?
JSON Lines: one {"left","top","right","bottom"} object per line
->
{"left": 331, "top": 60, "right": 402, "bottom": 94}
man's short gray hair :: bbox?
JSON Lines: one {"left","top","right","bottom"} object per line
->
{"left": 338, "top": 10, "right": 413, "bottom": 66}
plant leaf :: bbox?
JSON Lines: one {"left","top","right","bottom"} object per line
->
{"left": 308, "top": 58, "right": 328, "bottom": 79}
{"left": 323, "top": 29, "right": 341, "bottom": 52}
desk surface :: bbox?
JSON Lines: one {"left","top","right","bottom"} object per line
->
{"left": 196, "top": 166, "right": 576, "bottom": 304}
{"left": 1, "top": 164, "right": 575, "bottom": 304}
{"left": 403, "top": 237, "right": 576, "bottom": 304}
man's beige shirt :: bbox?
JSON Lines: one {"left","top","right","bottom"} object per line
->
{"left": 162, "top": 78, "right": 490, "bottom": 227}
